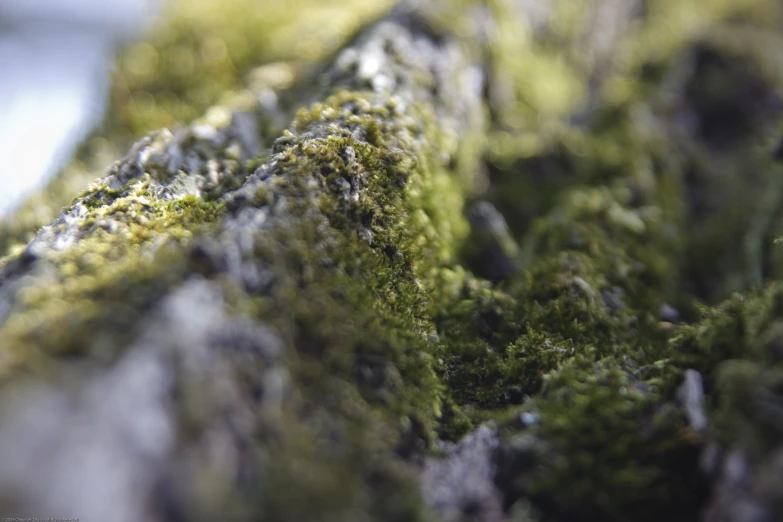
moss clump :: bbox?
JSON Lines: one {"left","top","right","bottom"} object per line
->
{"left": 670, "top": 284, "right": 783, "bottom": 382}
{"left": 112, "top": 0, "right": 395, "bottom": 136}
{"left": 666, "top": 283, "right": 783, "bottom": 519}
{"left": 0, "top": 176, "right": 224, "bottom": 379}
{"left": 422, "top": 2, "right": 783, "bottom": 517}
{"left": 430, "top": 267, "right": 523, "bottom": 413}
{"left": 433, "top": 90, "right": 686, "bottom": 429}
{"left": 495, "top": 356, "right": 705, "bottom": 522}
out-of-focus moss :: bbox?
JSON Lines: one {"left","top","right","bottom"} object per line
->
{"left": 425, "top": 2, "right": 783, "bottom": 516}
{"left": 495, "top": 356, "right": 704, "bottom": 522}
{"left": 433, "top": 91, "right": 685, "bottom": 433}
{"left": 112, "top": 0, "right": 395, "bottom": 136}
{"left": 0, "top": 163, "right": 226, "bottom": 378}
{"left": 668, "top": 283, "right": 783, "bottom": 519}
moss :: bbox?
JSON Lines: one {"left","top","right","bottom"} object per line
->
{"left": 289, "top": 90, "right": 469, "bottom": 270}
{"left": 0, "top": 0, "right": 394, "bottom": 259}
{"left": 0, "top": 175, "right": 225, "bottom": 379}
{"left": 484, "top": 129, "right": 582, "bottom": 240}
{"left": 5, "top": 0, "right": 783, "bottom": 520}
{"left": 170, "top": 20, "right": 486, "bottom": 513}
{"left": 478, "top": 0, "right": 783, "bottom": 309}
{"left": 225, "top": 74, "right": 481, "bottom": 458}
{"left": 666, "top": 282, "right": 783, "bottom": 519}
{"left": 712, "top": 359, "right": 783, "bottom": 450}
{"left": 495, "top": 356, "right": 705, "bottom": 522}
{"left": 669, "top": 283, "right": 783, "bottom": 439}
{"left": 670, "top": 284, "right": 783, "bottom": 383}
{"left": 242, "top": 232, "right": 440, "bottom": 521}
{"left": 112, "top": 0, "right": 395, "bottom": 136}
{"left": 0, "top": 12, "right": 489, "bottom": 519}
{"left": 432, "top": 89, "right": 686, "bottom": 423}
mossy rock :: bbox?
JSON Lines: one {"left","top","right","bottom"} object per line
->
{"left": 3, "top": 1, "right": 783, "bottom": 521}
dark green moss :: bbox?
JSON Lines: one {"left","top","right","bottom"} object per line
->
{"left": 495, "top": 356, "right": 705, "bottom": 522}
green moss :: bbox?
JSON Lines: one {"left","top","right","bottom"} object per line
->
{"left": 289, "top": 91, "right": 467, "bottom": 270}
{"left": 712, "top": 359, "right": 783, "bottom": 450}
{"left": 0, "top": 0, "right": 394, "bottom": 259}
{"left": 221, "top": 79, "right": 479, "bottom": 455}
{"left": 5, "top": 0, "right": 783, "bottom": 520}
{"left": 433, "top": 92, "right": 686, "bottom": 425}
{"left": 2, "top": 14, "right": 488, "bottom": 518}
{"left": 112, "top": 0, "right": 395, "bottom": 136}
{"left": 498, "top": 356, "right": 704, "bottom": 522}
{"left": 666, "top": 283, "right": 783, "bottom": 518}
{"left": 0, "top": 176, "right": 225, "bottom": 379}
{"left": 670, "top": 284, "right": 783, "bottom": 382}
{"left": 245, "top": 232, "right": 440, "bottom": 521}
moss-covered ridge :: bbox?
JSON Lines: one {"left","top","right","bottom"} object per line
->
{"left": 0, "top": 0, "right": 396, "bottom": 258}
{"left": 0, "top": 11, "right": 485, "bottom": 521}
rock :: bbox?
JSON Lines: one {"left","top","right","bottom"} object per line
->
{"left": 421, "top": 424, "right": 503, "bottom": 522}
{"left": 677, "top": 369, "right": 708, "bottom": 433}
